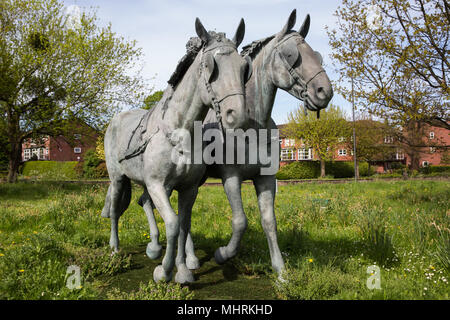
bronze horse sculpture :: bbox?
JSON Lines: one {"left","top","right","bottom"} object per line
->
{"left": 139, "top": 10, "right": 333, "bottom": 279}
{"left": 102, "top": 18, "right": 250, "bottom": 283}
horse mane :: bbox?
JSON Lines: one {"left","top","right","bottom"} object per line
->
{"left": 240, "top": 35, "right": 275, "bottom": 59}
{"left": 162, "top": 31, "right": 230, "bottom": 117}
{"left": 167, "top": 31, "right": 230, "bottom": 88}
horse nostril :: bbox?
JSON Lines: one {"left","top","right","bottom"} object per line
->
{"left": 317, "top": 87, "right": 326, "bottom": 99}
{"left": 226, "top": 109, "right": 235, "bottom": 123}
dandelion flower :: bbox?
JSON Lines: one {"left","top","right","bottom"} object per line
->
{"left": 308, "top": 258, "right": 314, "bottom": 263}
{"left": 19, "top": 269, "right": 24, "bottom": 273}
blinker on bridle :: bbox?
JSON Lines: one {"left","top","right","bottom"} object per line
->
{"left": 201, "top": 43, "right": 245, "bottom": 136}
{"left": 274, "top": 33, "right": 325, "bottom": 119}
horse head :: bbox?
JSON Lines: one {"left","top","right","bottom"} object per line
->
{"left": 195, "top": 18, "right": 250, "bottom": 130}
{"left": 268, "top": 9, "right": 333, "bottom": 112}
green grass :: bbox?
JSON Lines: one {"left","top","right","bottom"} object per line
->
{"left": 0, "top": 179, "right": 448, "bottom": 300}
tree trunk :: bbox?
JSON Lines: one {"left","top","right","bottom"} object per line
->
{"left": 409, "top": 151, "right": 420, "bottom": 171}
{"left": 320, "top": 159, "right": 326, "bottom": 178}
{"left": 7, "top": 139, "right": 22, "bottom": 183}
{"left": 354, "top": 160, "right": 360, "bottom": 179}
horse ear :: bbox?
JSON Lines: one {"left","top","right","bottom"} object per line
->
{"left": 299, "top": 14, "right": 310, "bottom": 38}
{"left": 195, "top": 18, "right": 210, "bottom": 44}
{"left": 233, "top": 18, "right": 245, "bottom": 47}
{"left": 277, "top": 9, "right": 297, "bottom": 38}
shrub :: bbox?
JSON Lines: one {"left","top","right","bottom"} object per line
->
{"left": 95, "top": 162, "right": 108, "bottom": 178}
{"left": 420, "top": 165, "right": 450, "bottom": 175}
{"left": 82, "top": 149, "right": 102, "bottom": 179}
{"left": 276, "top": 161, "right": 320, "bottom": 180}
{"left": 22, "top": 161, "right": 79, "bottom": 180}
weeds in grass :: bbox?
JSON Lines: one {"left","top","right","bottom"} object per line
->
{"left": 107, "top": 280, "right": 194, "bottom": 300}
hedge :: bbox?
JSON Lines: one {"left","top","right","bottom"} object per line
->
{"left": 276, "top": 161, "right": 374, "bottom": 180}
{"left": 21, "top": 161, "right": 79, "bottom": 180}
{"left": 420, "top": 165, "right": 450, "bottom": 174}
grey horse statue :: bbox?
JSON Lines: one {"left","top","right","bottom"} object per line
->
{"left": 101, "top": 18, "right": 250, "bottom": 284}
{"left": 139, "top": 9, "right": 333, "bottom": 279}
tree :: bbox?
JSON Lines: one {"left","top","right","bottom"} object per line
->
{"left": 0, "top": 0, "right": 146, "bottom": 182}
{"left": 327, "top": 0, "right": 449, "bottom": 170}
{"left": 286, "top": 104, "right": 351, "bottom": 177}
{"left": 142, "top": 90, "right": 163, "bottom": 110}
{"left": 353, "top": 113, "right": 394, "bottom": 169}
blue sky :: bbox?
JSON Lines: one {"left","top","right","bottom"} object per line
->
{"left": 63, "top": 0, "right": 350, "bottom": 124}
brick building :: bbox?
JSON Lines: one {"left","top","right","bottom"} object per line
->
{"left": 22, "top": 123, "right": 98, "bottom": 162}
{"left": 277, "top": 122, "right": 449, "bottom": 172}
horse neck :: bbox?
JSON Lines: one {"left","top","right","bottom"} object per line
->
{"left": 245, "top": 43, "right": 277, "bottom": 130}
{"left": 162, "top": 56, "right": 206, "bottom": 133}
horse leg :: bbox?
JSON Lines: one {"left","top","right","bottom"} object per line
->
{"left": 214, "top": 175, "right": 247, "bottom": 264}
{"left": 174, "top": 187, "right": 198, "bottom": 284}
{"left": 185, "top": 232, "right": 200, "bottom": 270}
{"left": 253, "top": 175, "right": 285, "bottom": 275}
{"left": 147, "top": 183, "right": 178, "bottom": 282}
{"left": 101, "top": 184, "right": 112, "bottom": 218}
{"left": 139, "top": 188, "right": 162, "bottom": 259}
{"left": 109, "top": 176, "right": 131, "bottom": 253}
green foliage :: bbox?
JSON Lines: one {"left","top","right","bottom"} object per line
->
{"left": 0, "top": 0, "right": 146, "bottom": 182}
{"left": 286, "top": 104, "right": 351, "bottom": 171}
{"left": 22, "top": 161, "right": 79, "bottom": 179}
{"left": 276, "top": 162, "right": 320, "bottom": 180}
{"left": 82, "top": 149, "right": 102, "bottom": 179}
{"left": 419, "top": 165, "right": 450, "bottom": 175}
{"left": 327, "top": 0, "right": 448, "bottom": 133}
{"left": 276, "top": 161, "right": 374, "bottom": 179}
{"left": 274, "top": 262, "right": 359, "bottom": 300}
{"left": 69, "top": 247, "right": 132, "bottom": 281}
{"left": 142, "top": 90, "right": 164, "bottom": 110}
{"left": 107, "top": 280, "right": 194, "bottom": 300}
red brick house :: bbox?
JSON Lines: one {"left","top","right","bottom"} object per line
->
{"left": 22, "top": 124, "right": 98, "bottom": 162}
{"left": 277, "top": 122, "right": 449, "bottom": 172}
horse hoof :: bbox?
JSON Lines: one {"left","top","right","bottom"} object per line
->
{"left": 175, "top": 265, "right": 195, "bottom": 284}
{"left": 214, "top": 247, "right": 228, "bottom": 265}
{"left": 146, "top": 242, "right": 162, "bottom": 260}
{"left": 153, "top": 265, "right": 172, "bottom": 282}
{"left": 186, "top": 255, "right": 200, "bottom": 270}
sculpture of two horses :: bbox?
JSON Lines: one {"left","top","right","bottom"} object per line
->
{"left": 102, "top": 9, "right": 333, "bottom": 284}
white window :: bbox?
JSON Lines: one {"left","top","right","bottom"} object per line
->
{"left": 430, "top": 147, "right": 436, "bottom": 153}
{"left": 74, "top": 134, "right": 82, "bottom": 140}
{"left": 298, "top": 148, "right": 312, "bottom": 160}
{"left": 284, "top": 139, "right": 294, "bottom": 147}
{"left": 74, "top": 147, "right": 82, "bottom": 154}
{"left": 24, "top": 149, "right": 31, "bottom": 161}
{"left": 281, "top": 149, "right": 294, "bottom": 161}
{"left": 338, "top": 149, "right": 347, "bottom": 156}
{"left": 384, "top": 136, "right": 394, "bottom": 144}
{"left": 422, "top": 161, "right": 429, "bottom": 167}
{"left": 429, "top": 132, "right": 435, "bottom": 139}
{"left": 396, "top": 150, "right": 405, "bottom": 160}
{"left": 338, "top": 137, "right": 345, "bottom": 142}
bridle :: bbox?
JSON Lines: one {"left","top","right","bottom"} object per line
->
{"left": 201, "top": 43, "right": 245, "bottom": 134}
{"left": 273, "top": 33, "right": 325, "bottom": 118}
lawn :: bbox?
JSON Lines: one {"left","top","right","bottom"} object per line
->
{"left": 0, "top": 179, "right": 448, "bottom": 300}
